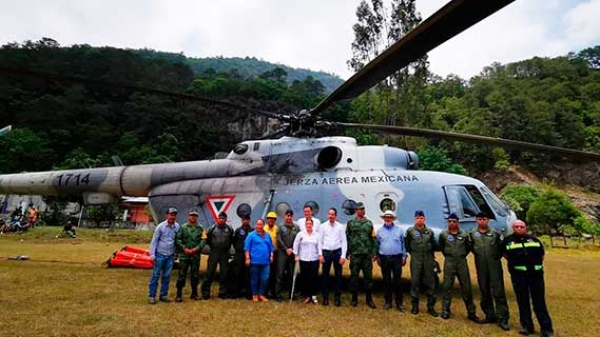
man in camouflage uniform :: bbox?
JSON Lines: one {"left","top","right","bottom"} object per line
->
{"left": 470, "top": 212, "right": 510, "bottom": 331}
{"left": 276, "top": 209, "right": 300, "bottom": 301}
{"left": 201, "top": 211, "right": 234, "bottom": 299}
{"left": 439, "top": 213, "right": 482, "bottom": 323}
{"left": 175, "top": 208, "right": 206, "bottom": 302}
{"left": 405, "top": 210, "right": 438, "bottom": 316}
{"left": 232, "top": 213, "right": 254, "bottom": 299}
{"left": 346, "top": 202, "right": 377, "bottom": 309}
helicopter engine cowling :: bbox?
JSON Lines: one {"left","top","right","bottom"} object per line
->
{"left": 355, "top": 146, "right": 419, "bottom": 170}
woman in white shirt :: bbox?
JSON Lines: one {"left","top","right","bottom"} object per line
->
{"left": 293, "top": 218, "right": 322, "bottom": 304}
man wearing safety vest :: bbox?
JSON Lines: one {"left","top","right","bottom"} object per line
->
{"left": 502, "top": 220, "right": 554, "bottom": 337}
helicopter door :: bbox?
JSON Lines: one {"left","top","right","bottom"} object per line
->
{"left": 443, "top": 185, "right": 481, "bottom": 229}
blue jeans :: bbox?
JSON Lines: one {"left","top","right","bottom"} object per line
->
{"left": 250, "top": 264, "right": 270, "bottom": 296}
{"left": 148, "top": 253, "right": 174, "bottom": 299}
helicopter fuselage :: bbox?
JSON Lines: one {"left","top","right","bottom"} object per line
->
{"left": 0, "top": 137, "right": 515, "bottom": 237}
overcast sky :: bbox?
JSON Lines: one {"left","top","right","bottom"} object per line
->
{"left": 1, "top": 0, "right": 599, "bottom": 80}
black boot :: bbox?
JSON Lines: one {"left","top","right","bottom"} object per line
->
{"left": 366, "top": 292, "right": 376, "bottom": 309}
{"left": 175, "top": 288, "right": 183, "bottom": 303}
{"left": 427, "top": 306, "right": 439, "bottom": 318}
{"left": 190, "top": 282, "right": 199, "bottom": 300}
{"left": 411, "top": 299, "right": 419, "bottom": 315}
{"left": 351, "top": 292, "right": 358, "bottom": 307}
{"left": 427, "top": 296, "right": 438, "bottom": 317}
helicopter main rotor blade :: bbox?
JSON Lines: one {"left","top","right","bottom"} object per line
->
{"left": 335, "top": 122, "right": 600, "bottom": 161}
{"left": 311, "top": 0, "right": 515, "bottom": 116}
{"left": 0, "top": 66, "right": 283, "bottom": 120}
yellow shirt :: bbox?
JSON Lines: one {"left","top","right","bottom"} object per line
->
{"left": 264, "top": 224, "right": 279, "bottom": 250}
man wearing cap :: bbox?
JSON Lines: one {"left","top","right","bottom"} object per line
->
{"left": 346, "top": 202, "right": 377, "bottom": 309}
{"left": 148, "top": 207, "right": 180, "bottom": 304}
{"left": 175, "top": 208, "right": 206, "bottom": 302}
{"left": 232, "top": 213, "right": 254, "bottom": 299}
{"left": 297, "top": 205, "right": 322, "bottom": 233}
{"left": 502, "top": 220, "right": 554, "bottom": 337}
{"left": 319, "top": 207, "right": 347, "bottom": 307}
{"left": 264, "top": 211, "right": 279, "bottom": 299}
{"left": 201, "top": 211, "right": 234, "bottom": 299}
{"left": 275, "top": 209, "right": 300, "bottom": 301}
{"left": 470, "top": 212, "right": 510, "bottom": 330}
{"left": 376, "top": 210, "right": 407, "bottom": 312}
{"left": 405, "top": 210, "right": 438, "bottom": 316}
{"left": 439, "top": 213, "right": 482, "bottom": 323}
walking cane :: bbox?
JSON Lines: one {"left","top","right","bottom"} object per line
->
{"left": 290, "top": 260, "right": 300, "bottom": 303}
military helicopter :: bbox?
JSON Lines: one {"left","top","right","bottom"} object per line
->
{"left": 1, "top": 0, "right": 599, "bottom": 236}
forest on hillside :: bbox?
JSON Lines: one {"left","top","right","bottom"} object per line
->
{"left": 0, "top": 37, "right": 599, "bottom": 178}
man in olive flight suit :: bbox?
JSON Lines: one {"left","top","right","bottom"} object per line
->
{"left": 175, "top": 208, "right": 206, "bottom": 302}
{"left": 201, "top": 211, "right": 234, "bottom": 299}
{"left": 470, "top": 212, "right": 510, "bottom": 331}
{"left": 276, "top": 209, "right": 301, "bottom": 301}
{"left": 346, "top": 202, "right": 377, "bottom": 309}
{"left": 405, "top": 210, "right": 438, "bottom": 317}
{"left": 439, "top": 213, "right": 482, "bottom": 323}
{"left": 232, "top": 213, "right": 254, "bottom": 299}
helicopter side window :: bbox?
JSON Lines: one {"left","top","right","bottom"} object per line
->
{"left": 236, "top": 203, "right": 252, "bottom": 218}
{"left": 342, "top": 199, "right": 356, "bottom": 216}
{"left": 276, "top": 202, "right": 291, "bottom": 217}
{"left": 253, "top": 143, "right": 260, "bottom": 151}
{"left": 304, "top": 201, "right": 320, "bottom": 216}
{"left": 443, "top": 185, "right": 481, "bottom": 219}
{"left": 465, "top": 185, "right": 495, "bottom": 219}
{"left": 379, "top": 198, "right": 396, "bottom": 212}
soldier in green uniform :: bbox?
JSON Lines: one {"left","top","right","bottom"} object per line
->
{"left": 469, "top": 212, "right": 510, "bottom": 330}
{"left": 276, "top": 209, "right": 300, "bottom": 301}
{"left": 201, "top": 211, "right": 234, "bottom": 299}
{"left": 175, "top": 208, "right": 206, "bottom": 302}
{"left": 405, "top": 210, "right": 438, "bottom": 317}
{"left": 439, "top": 213, "right": 482, "bottom": 323}
{"left": 232, "top": 213, "right": 254, "bottom": 299}
{"left": 346, "top": 202, "right": 377, "bottom": 309}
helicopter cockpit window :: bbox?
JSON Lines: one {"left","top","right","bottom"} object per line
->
{"left": 444, "top": 185, "right": 480, "bottom": 219}
{"left": 276, "top": 202, "right": 291, "bottom": 217}
{"left": 379, "top": 198, "right": 396, "bottom": 212}
{"left": 236, "top": 203, "right": 252, "bottom": 218}
{"left": 342, "top": 199, "right": 356, "bottom": 216}
{"left": 304, "top": 201, "right": 319, "bottom": 216}
{"left": 253, "top": 142, "right": 260, "bottom": 151}
{"left": 480, "top": 186, "right": 508, "bottom": 218}
{"left": 233, "top": 143, "right": 249, "bottom": 155}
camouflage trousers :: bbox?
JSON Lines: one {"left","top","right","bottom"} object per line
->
{"left": 349, "top": 254, "right": 373, "bottom": 292}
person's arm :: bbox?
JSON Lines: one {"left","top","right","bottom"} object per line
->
{"left": 340, "top": 226, "right": 348, "bottom": 259}
{"left": 277, "top": 228, "right": 287, "bottom": 251}
{"left": 195, "top": 228, "right": 207, "bottom": 252}
{"left": 176, "top": 227, "right": 185, "bottom": 253}
{"left": 292, "top": 233, "right": 301, "bottom": 256}
{"left": 244, "top": 233, "right": 253, "bottom": 265}
{"left": 370, "top": 223, "right": 378, "bottom": 258}
{"left": 404, "top": 229, "right": 412, "bottom": 254}
{"left": 149, "top": 224, "right": 161, "bottom": 260}
{"left": 438, "top": 231, "right": 446, "bottom": 256}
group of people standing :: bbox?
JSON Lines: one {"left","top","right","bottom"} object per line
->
{"left": 147, "top": 203, "right": 554, "bottom": 337}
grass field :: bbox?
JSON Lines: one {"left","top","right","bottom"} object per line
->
{"left": 1, "top": 228, "right": 599, "bottom": 337}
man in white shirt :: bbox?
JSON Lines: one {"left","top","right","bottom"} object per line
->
{"left": 297, "top": 205, "right": 322, "bottom": 232}
{"left": 318, "top": 207, "right": 347, "bottom": 307}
